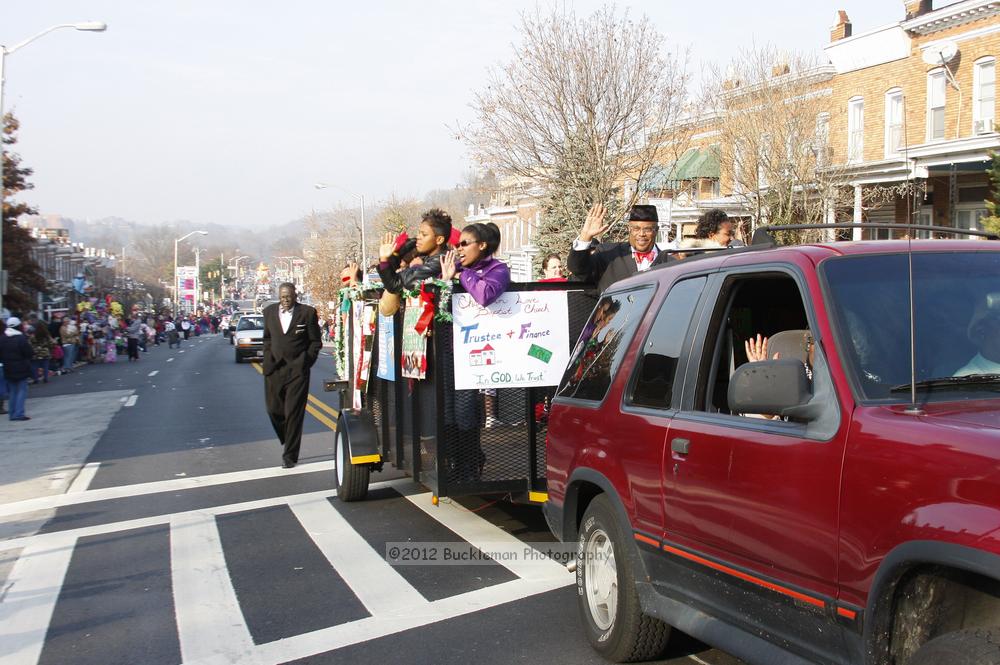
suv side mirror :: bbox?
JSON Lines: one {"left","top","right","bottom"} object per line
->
{"left": 728, "top": 359, "right": 811, "bottom": 418}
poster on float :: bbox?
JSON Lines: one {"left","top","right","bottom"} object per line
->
{"left": 451, "top": 290, "right": 570, "bottom": 389}
{"left": 376, "top": 312, "right": 396, "bottom": 381}
{"left": 400, "top": 297, "right": 427, "bottom": 380}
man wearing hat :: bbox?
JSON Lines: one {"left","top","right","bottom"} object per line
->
{"left": 568, "top": 202, "right": 672, "bottom": 293}
{"left": 0, "top": 317, "right": 34, "bottom": 421}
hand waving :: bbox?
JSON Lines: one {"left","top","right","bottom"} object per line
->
{"left": 579, "top": 202, "right": 610, "bottom": 243}
{"left": 378, "top": 232, "right": 395, "bottom": 261}
{"left": 744, "top": 334, "right": 781, "bottom": 363}
{"left": 439, "top": 250, "right": 458, "bottom": 281}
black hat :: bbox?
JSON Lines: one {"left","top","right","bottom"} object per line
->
{"left": 629, "top": 205, "right": 658, "bottom": 223}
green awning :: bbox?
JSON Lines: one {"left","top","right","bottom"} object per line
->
{"left": 643, "top": 146, "right": 720, "bottom": 190}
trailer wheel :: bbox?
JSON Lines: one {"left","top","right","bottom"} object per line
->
{"left": 577, "top": 495, "right": 670, "bottom": 662}
{"left": 334, "top": 413, "right": 371, "bottom": 501}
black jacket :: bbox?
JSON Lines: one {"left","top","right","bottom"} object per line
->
{"left": 568, "top": 241, "right": 673, "bottom": 293}
{"left": 261, "top": 303, "right": 322, "bottom": 377}
{"left": 377, "top": 253, "right": 444, "bottom": 294}
{"left": 0, "top": 332, "right": 34, "bottom": 381}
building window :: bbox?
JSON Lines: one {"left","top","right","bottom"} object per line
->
{"left": 815, "top": 112, "right": 830, "bottom": 166}
{"left": 974, "top": 57, "right": 996, "bottom": 133}
{"left": 711, "top": 179, "right": 720, "bottom": 198}
{"left": 885, "top": 88, "right": 904, "bottom": 157}
{"left": 927, "top": 70, "right": 947, "bottom": 140}
{"left": 848, "top": 97, "right": 864, "bottom": 163}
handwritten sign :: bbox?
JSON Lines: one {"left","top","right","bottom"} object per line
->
{"left": 451, "top": 290, "right": 570, "bottom": 389}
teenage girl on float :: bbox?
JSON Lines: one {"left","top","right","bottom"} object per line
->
{"left": 439, "top": 222, "right": 510, "bottom": 307}
{"left": 377, "top": 208, "right": 453, "bottom": 293}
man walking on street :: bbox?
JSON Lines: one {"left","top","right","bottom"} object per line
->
{"left": 0, "top": 317, "right": 34, "bottom": 421}
{"left": 262, "top": 282, "right": 322, "bottom": 468}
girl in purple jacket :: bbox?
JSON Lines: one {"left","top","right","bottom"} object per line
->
{"left": 439, "top": 222, "right": 511, "bottom": 307}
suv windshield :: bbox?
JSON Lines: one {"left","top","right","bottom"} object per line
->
{"left": 823, "top": 251, "right": 1000, "bottom": 402}
{"left": 237, "top": 316, "right": 263, "bottom": 331}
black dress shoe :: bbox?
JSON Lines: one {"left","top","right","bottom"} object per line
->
{"left": 282, "top": 461, "right": 296, "bottom": 469}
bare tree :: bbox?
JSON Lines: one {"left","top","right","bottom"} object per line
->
{"left": 706, "top": 46, "right": 852, "bottom": 239}
{"left": 459, "top": 6, "right": 693, "bottom": 261}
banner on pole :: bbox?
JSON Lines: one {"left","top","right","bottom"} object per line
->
{"left": 376, "top": 312, "right": 396, "bottom": 381}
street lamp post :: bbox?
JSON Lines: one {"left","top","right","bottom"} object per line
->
{"left": 173, "top": 230, "right": 207, "bottom": 316}
{"left": 227, "top": 255, "right": 249, "bottom": 300}
{"left": 314, "top": 183, "right": 366, "bottom": 269}
{"left": 0, "top": 20, "right": 106, "bottom": 314}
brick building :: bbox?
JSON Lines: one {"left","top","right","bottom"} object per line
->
{"left": 828, "top": 0, "right": 1000, "bottom": 237}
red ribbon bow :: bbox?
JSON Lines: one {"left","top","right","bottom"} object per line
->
{"left": 413, "top": 284, "right": 436, "bottom": 335}
{"left": 635, "top": 251, "right": 654, "bottom": 263}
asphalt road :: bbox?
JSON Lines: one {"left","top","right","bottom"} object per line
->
{"left": 0, "top": 333, "right": 746, "bottom": 665}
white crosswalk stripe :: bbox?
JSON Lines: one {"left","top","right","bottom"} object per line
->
{"left": 0, "top": 474, "right": 574, "bottom": 665}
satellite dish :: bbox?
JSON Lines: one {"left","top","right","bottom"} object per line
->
{"left": 922, "top": 40, "right": 959, "bottom": 66}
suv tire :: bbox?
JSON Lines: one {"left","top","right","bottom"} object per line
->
{"left": 577, "top": 494, "right": 670, "bottom": 662}
{"left": 908, "top": 627, "right": 1000, "bottom": 665}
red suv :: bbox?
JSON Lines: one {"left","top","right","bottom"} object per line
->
{"left": 545, "top": 240, "right": 1000, "bottom": 664}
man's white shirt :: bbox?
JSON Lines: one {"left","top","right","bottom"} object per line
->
{"left": 279, "top": 305, "right": 295, "bottom": 334}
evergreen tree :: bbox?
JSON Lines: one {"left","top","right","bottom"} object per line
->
{"left": 983, "top": 151, "right": 1000, "bottom": 236}
{"left": 2, "top": 113, "right": 44, "bottom": 314}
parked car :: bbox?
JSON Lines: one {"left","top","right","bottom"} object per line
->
{"left": 545, "top": 239, "right": 1000, "bottom": 665}
{"left": 233, "top": 314, "right": 264, "bottom": 363}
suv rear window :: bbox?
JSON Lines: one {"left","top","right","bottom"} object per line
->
{"left": 557, "top": 287, "right": 653, "bottom": 402}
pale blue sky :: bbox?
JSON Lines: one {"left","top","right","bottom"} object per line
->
{"left": 5, "top": 1, "right": 904, "bottom": 229}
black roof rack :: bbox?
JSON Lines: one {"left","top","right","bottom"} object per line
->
{"left": 751, "top": 222, "right": 1000, "bottom": 245}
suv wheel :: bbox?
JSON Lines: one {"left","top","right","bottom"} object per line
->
{"left": 577, "top": 495, "right": 670, "bottom": 662}
{"left": 908, "top": 628, "right": 1000, "bottom": 665}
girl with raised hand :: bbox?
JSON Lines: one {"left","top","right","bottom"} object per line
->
{"left": 377, "top": 208, "right": 452, "bottom": 293}
{"left": 439, "top": 222, "right": 511, "bottom": 307}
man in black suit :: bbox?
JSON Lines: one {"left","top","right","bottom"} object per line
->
{"left": 568, "top": 203, "right": 672, "bottom": 293}
{"left": 262, "top": 282, "right": 322, "bottom": 468}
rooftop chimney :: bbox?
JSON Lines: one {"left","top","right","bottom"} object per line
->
{"left": 904, "top": 0, "right": 932, "bottom": 19}
{"left": 831, "top": 10, "right": 852, "bottom": 42}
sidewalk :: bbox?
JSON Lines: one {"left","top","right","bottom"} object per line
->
{"left": 0, "top": 390, "right": 132, "bottom": 540}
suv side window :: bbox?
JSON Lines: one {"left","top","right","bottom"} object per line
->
{"left": 557, "top": 287, "right": 653, "bottom": 402}
{"left": 693, "top": 271, "right": 840, "bottom": 439}
{"left": 628, "top": 277, "right": 706, "bottom": 409}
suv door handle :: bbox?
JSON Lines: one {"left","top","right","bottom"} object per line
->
{"left": 671, "top": 438, "right": 690, "bottom": 455}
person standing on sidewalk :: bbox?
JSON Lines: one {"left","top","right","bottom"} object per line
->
{"left": 30, "top": 323, "right": 55, "bottom": 384}
{"left": 125, "top": 318, "right": 141, "bottom": 362}
{"left": 261, "top": 283, "right": 322, "bottom": 469}
{"left": 1, "top": 317, "right": 34, "bottom": 421}
{"left": 60, "top": 317, "right": 80, "bottom": 374}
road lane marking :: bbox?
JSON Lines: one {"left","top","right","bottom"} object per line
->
{"left": 0, "top": 480, "right": 409, "bottom": 553}
{"left": 289, "top": 495, "right": 429, "bottom": 616}
{"left": 305, "top": 404, "right": 338, "bottom": 431}
{"left": 179, "top": 350, "right": 185, "bottom": 354}
{"left": 403, "top": 492, "right": 568, "bottom": 582}
{"left": 307, "top": 395, "right": 339, "bottom": 419}
{"left": 167, "top": 358, "right": 174, "bottom": 363}
{"left": 148, "top": 370, "right": 159, "bottom": 377}
{"left": 0, "top": 461, "right": 338, "bottom": 519}
{"left": 124, "top": 395, "right": 138, "bottom": 407}
{"left": 66, "top": 462, "right": 100, "bottom": 494}
{"left": 171, "top": 512, "right": 256, "bottom": 664}
{"left": 0, "top": 542, "right": 75, "bottom": 665}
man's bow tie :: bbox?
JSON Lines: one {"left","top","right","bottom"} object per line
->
{"left": 634, "top": 251, "right": 654, "bottom": 263}
{"left": 281, "top": 307, "right": 293, "bottom": 314}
